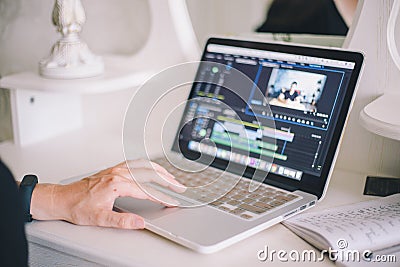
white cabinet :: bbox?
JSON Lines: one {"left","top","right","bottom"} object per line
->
{"left": 0, "top": 56, "right": 156, "bottom": 146}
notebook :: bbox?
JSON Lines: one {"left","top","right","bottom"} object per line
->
{"left": 283, "top": 194, "right": 400, "bottom": 265}
{"left": 115, "top": 37, "right": 364, "bottom": 253}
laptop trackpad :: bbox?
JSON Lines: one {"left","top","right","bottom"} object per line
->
{"left": 114, "top": 197, "right": 180, "bottom": 220}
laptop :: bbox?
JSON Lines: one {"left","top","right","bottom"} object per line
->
{"left": 115, "top": 37, "right": 364, "bottom": 253}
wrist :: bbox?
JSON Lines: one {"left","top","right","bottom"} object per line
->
{"left": 30, "top": 183, "right": 67, "bottom": 221}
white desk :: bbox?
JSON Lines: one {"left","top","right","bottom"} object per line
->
{"left": 0, "top": 126, "right": 377, "bottom": 267}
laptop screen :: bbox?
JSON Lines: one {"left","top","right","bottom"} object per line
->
{"left": 172, "top": 38, "right": 363, "bottom": 198}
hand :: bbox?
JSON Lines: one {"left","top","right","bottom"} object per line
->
{"left": 30, "top": 159, "right": 185, "bottom": 229}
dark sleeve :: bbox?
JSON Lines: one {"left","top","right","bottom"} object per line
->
{"left": 0, "top": 159, "right": 28, "bottom": 267}
{"left": 283, "top": 91, "right": 290, "bottom": 99}
{"left": 256, "top": 0, "right": 348, "bottom": 36}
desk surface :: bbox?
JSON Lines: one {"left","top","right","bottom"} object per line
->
{"left": 0, "top": 126, "right": 377, "bottom": 267}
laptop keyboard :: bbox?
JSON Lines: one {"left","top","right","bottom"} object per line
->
{"left": 153, "top": 158, "right": 301, "bottom": 221}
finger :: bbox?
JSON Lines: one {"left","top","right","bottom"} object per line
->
{"left": 125, "top": 159, "right": 173, "bottom": 178}
{"left": 142, "top": 185, "right": 181, "bottom": 207}
{"left": 111, "top": 179, "right": 180, "bottom": 206}
{"left": 110, "top": 167, "right": 185, "bottom": 192}
{"left": 94, "top": 164, "right": 179, "bottom": 188}
{"left": 111, "top": 160, "right": 186, "bottom": 191}
{"left": 97, "top": 210, "right": 145, "bottom": 229}
{"left": 128, "top": 169, "right": 186, "bottom": 193}
{"left": 114, "top": 159, "right": 183, "bottom": 186}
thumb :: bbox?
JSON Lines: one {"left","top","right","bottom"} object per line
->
{"left": 98, "top": 210, "right": 145, "bottom": 229}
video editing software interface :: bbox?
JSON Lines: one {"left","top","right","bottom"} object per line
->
{"left": 176, "top": 43, "right": 356, "bottom": 182}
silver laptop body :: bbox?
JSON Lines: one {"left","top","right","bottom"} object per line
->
{"left": 115, "top": 37, "right": 364, "bottom": 253}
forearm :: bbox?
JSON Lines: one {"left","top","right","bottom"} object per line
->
{"left": 334, "top": 0, "right": 358, "bottom": 27}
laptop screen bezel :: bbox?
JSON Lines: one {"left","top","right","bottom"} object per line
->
{"left": 172, "top": 37, "right": 364, "bottom": 199}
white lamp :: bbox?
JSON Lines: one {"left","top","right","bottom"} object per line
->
{"left": 39, "top": 0, "right": 104, "bottom": 79}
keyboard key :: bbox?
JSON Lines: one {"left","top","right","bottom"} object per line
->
{"left": 269, "top": 200, "right": 285, "bottom": 207}
{"left": 249, "top": 193, "right": 261, "bottom": 199}
{"left": 227, "top": 200, "right": 241, "bottom": 206}
{"left": 240, "top": 214, "right": 253, "bottom": 220}
{"left": 209, "top": 201, "right": 223, "bottom": 206}
{"left": 254, "top": 202, "right": 274, "bottom": 210}
{"left": 230, "top": 208, "right": 245, "bottom": 215}
{"left": 219, "top": 196, "right": 231, "bottom": 203}
{"left": 231, "top": 194, "right": 245, "bottom": 200}
{"left": 275, "top": 195, "right": 293, "bottom": 201}
{"left": 242, "top": 198, "right": 255, "bottom": 204}
{"left": 238, "top": 203, "right": 265, "bottom": 214}
{"left": 259, "top": 197, "right": 273, "bottom": 202}
{"left": 218, "top": 206, "right": 231, "bottom": 212}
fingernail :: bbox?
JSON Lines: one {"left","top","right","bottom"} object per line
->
{"left": 170, "top": 178, "right": 181, "bottom": 186}
{"left": 169, "top": 199, "right": 180, "bottom": 206}
{"left": 174, "top": 184, "right": 187, "bottom": 193}
{"left": 160, "top": 172, "right": 173, "bottom": 180}
{"left": 135, "top": 218, "right": 145, "bottom": 228}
